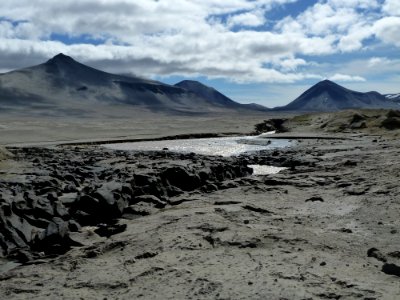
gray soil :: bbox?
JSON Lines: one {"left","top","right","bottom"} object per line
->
{"left": 1, "top": 110, "right": 400, "bottom": 299}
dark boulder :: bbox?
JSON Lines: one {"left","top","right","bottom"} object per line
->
{"left": 33, "top": 217, "right": 79, "bottom": 254}
{"left": 382, "top": 263, "right": 400, "bottom": 277}
{"left": 94, "top": 223, "right": 127, "bottom": 237}
{"left": 381, "top": 116, "right": 400, "bottom": 130}
{"left": 367, "top": 247, "right": 387, "bottom": 262}
{"left": 161, "top": 166, "right": 201, "bottom": 191}
{"left": 254, "top": 118, "right": 288, "bottom": 134}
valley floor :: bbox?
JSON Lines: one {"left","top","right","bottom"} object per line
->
{"left": 1, "top": 129, "right": 400, "bottom": 299}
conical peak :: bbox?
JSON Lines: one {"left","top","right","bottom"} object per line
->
{"left": 176, "top": 80, "right": 206, "bottom": 87}
{"left": 316, "top": 79, "right": 337, "bottom": 87}
{"left": 47, "top": 53, "right": 76, "bottom": 64}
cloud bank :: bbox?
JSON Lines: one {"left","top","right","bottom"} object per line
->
{"left": 0, "top": 0, "right": 399, "bottom": 84}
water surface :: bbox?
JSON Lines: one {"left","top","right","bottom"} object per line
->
{"left": 104, "top": 135, "right": 290, "bottom": 157}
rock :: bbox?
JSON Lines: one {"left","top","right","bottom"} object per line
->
{"left": 381, "top": 111, "right": 400, "bottom": 130}
{"left": 59, "top": 193, "right": 78, "bottom": 205}
{"left": 47, "top": 192, "right": 58, "bottom": 202}
{"left": 7, "top": 248, "right": 35, "bottom": 263}
{"left": 0, "top": 147, "right": 13, "bottom": 161}
{"left": 388, "top": 251, "right": 400, "bottom": 258}
{"left": 94, "top": 223, "right": 127, "bottom": 237}
{"left": 63, "top": 184, "right": 78, "bottom": 193}
{"left": 254, "top": 118, "right": 288, "bottom": 134}
{"left": 134, "top": 195, "right": 166, "bottom": 208}
{"left": 214, "top": 200, "right": 242, "bottom": 206}
{"left": 350, "top": 113, "right": 367, "bottom": 129}
{"left": 68, "top": 220, "right": 81, "bottom": 232}
{"left": 305, "top": 196, "right": 324, "bottom": 202}
{"left": 132, "top": 174, "right": 158, "bottom": 187}
{"left": 64, "top": 174, "right": 80, "bottom": 187}
{"left": 33, "top": 217, "right": 76, "bottom": 254}
{"left": 387, "top": 110, "right": 400, "bottom": 118}
{"left": 124, "top": 203, "right": 156, "bottom": 216}
{"left": 161, "top": 166, "right": 201, "bottom": 191}
{"left": 33, "top": 199, "right": 55, "bottom": 220}
{"left": 345, "top": 186, "right": 368, "bottom": 195}
{"left": 53, "top": 201, "right": 69, "bottom": 220}
{"left": 382, "top": 263, "right": 400, "bottom": 277}
{"left": 367, "top": 248, "right": 387, "bottom": 262}
{"left": 201, "top": 183, "right": 218, "bottom": 193}
{"left": 343, "top": 160, "right": 357, "bottom": 166}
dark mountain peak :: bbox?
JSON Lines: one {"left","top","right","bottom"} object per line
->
{"left": 177, "top": 80, "right": 199, "bottom": 84}
{"left": 313, "top": 79, "right": 343, "bottom": 89}
{"left": 318, "top": 79, "right": 335, "bottom": 85}
{"left": 175, "top": 80, "right": 214, "bottom": 90}
{"left": 275, "top": 79, "right": 392, "bottom": 112}
{"left": 47, "top": 53, "right": 76, "bottom": 64}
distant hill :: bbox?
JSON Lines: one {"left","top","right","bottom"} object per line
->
{"left": 275, "top": 80, "right": 399, "bottom": 112}
{"left": 0, "top": 54, "right": 266, "bottom": 115}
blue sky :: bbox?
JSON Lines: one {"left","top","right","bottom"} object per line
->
{"left": 0, "top": 0, "right": 399, "bottom": 107}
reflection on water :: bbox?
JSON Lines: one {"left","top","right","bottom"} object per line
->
{"left": 104, "top": 135, "right": 290, "bottom": 157}
{"left": 249, "top": 165, "right": 287, "bottom": 175}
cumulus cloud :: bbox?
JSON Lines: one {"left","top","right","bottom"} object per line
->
{"left": 0, "top": 0, "right": 398, "bottom": 83}
{"left": 383, "top": 0, "right": 400, "bottom": 16}
{"left": 227, "top": 10, "right": 266, "bottom": 28}
{"left": 373, "top": 17, "right": 400, "bottom": 47}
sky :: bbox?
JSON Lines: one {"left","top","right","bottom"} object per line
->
{"left": 0, "top": 0, "right": 399, "bottom": 107}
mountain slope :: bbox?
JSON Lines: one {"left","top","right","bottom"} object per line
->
{"left": 175, "top": 80, "right": 270, "bottom": 111}
{"left": 175, "top": 80, "right": 240, "bottom": 108}
{"left": 275, "top": 80, "right": 399, "bottom": 112}
{"left": 385, "top": 93, "right": 400, "bottom": 102}
{"left": 0, "top": 54, "right": 264, "bottom": 115}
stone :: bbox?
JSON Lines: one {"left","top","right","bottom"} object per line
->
{"left": 94, "top": 223, "right": 127, "bottom": 237}
{"left": 367, "top": 248, "right": 387, "bottom": 262}
{"left": 134, "top": 195, "right": 166, "bottom": 208}
{"left": 382, "top": 263, "right": 400, "bottom": 277}
{"left": 161, "top": 166, "right": 201, "bottom": 191}
{"left": 305, "top": 196, "right": 324, "bottom": 202}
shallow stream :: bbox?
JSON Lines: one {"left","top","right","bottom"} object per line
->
{"left": 104, "top": 135, "right": 291, "bottom": 175}
{"left": 103, "top": 135, "right": 291, "bottom": 157}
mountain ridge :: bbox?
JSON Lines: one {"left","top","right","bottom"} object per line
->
{"left": 0, "top": 53, "right": 268, "bottom": 115}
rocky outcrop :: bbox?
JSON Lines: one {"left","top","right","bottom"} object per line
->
{"left": 254, "top": 118, "right": 288, "bottom": 134}
{"left": 0, "top": 147, "right": 253, "bottom": 261}
{"left": 381, "top": 110, "right": 400, "bottom": 130}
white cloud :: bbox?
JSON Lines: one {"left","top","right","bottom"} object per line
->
{"left": 227, "top": 10, "right": 266, "bottom": 28}
{"left": 373, "top": 17, "right": 400, "bottom": 47}
{"left": 0, "top": 0, "right": 398, "bottom": 84}
{"left": 338, "top": 24, "right": 373, "bottom": 52}
{"left": 383, "top": 0, "right": 400, "bottom": 16}
{"left": 328, "top": 0, "right": 379, "bottom": 9}
{"left": 329, "top": 73, "right": 366, "bottom": 82}
{"left": 368, "top": 57, "right": 390, "bottom": 67}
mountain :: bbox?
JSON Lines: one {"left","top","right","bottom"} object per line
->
{"left": 275, "top": 80, "right": 399, "bottom": 112}
{"left": 175, "top": 80, "right": 241, "bottom": 108}
{"left": 385, "top": 93, "right": 400, "bottom": 102}
{"left": 175, "top": 80, "right": 269, "bottom": 111}
{"left": 0, "top": 54, "right": 265, "bottom": 115}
